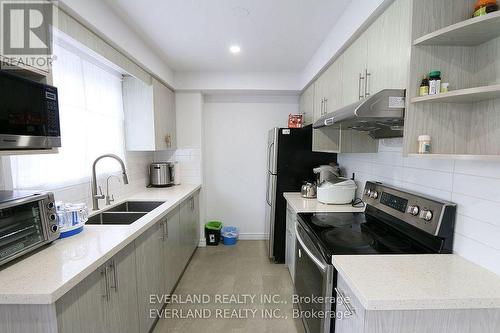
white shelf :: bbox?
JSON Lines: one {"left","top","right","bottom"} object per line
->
{"left": 413, "top": 11, "right": 500, "bottom": 46}
{"left": 407, "top": 153, "right": 500, "bottom": 160}
{"left": 410, "top": 84, "right": 500, "bottom": 104}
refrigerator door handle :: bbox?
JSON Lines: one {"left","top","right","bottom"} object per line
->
{"left": 266, "top": 172, "right": 271, "bottom": 205}
{"left": 267, "top": 142, "right": 274, "bottom": 173}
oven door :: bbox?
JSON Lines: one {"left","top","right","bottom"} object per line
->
{"left": 0, "top": 198, "right": 48, "bottom": 266}
{"left": 294, "top": 222, "right": 334, "bottom": 333}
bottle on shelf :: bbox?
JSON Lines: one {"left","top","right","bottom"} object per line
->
{"left": 429, "top": 71, "right": 441, "bottom": 95}
{"left": 419, "top": 75, "right": 429, "bottom": 96}
{"left": 473, "top": 0, "right": 498, "bottom": 17}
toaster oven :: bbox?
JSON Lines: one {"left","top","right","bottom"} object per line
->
{"left": 0, "top": 191, "right": 60, "bottom": 267}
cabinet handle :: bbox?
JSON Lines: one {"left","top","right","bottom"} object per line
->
{"left": 109, "top": 261, "right": 118, "bottom": 292}
{"left": 358, "top": 73, "right": 366, "bottom": 100}
{"left": 163, "top": 219, "right": 168, "bottom": 240}
{"left": 324, "top": 98, "right": 328, "bottom": 115}
{"left": 320, "top": 98, "right": 324, "bottom": 116}
{"left": 335, "top": 287, "right": 355, "bottom": 317}
{"left": 101, "top": 266, "right": 110, "bottom": 301}
{"left": 364, "top": 69, "right": 371, "bottom": 98}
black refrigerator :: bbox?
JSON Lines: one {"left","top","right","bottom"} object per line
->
{"left": 265, "top": 125, "right": 336, "bottom": 263}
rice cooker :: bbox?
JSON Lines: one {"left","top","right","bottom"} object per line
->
{"left": 317, "top": 178, "right": 357, "bottom": 205}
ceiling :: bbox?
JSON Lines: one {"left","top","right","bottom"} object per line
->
{"left": 105, "top": 0, "right": 350, "bottom": 72}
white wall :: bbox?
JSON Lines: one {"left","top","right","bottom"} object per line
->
{"left": 59, "top": 0, "right": 174, "bottom": 86}
{"left": 338, "top": 140, "right": 500, "bottom": 275}
{"left": 203, "top": 94, "right": 298, "bottom": 239}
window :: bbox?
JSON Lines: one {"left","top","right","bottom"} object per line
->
{"left": 9, "top": 41, "right": 126, "bottom": 190}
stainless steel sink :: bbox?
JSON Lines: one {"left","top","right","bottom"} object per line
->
{"left": 106, "top": 201, "right": 165, "bottom": 213}
{"left": 86, "top": 212, "right": 147, "bottom": 225}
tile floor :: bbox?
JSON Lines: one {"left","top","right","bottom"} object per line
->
{"left": 154, "top": 241, "right": 305, "bottom": 333}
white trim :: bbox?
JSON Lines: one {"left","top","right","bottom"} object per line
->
{"left": 239, "top": 233, "right": 268, "bottom": 241}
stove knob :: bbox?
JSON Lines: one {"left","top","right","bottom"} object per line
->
{"left": 365, "top": 189, "right": 371, "bottom": 196}
{"left": 369, "top": 190, "right": 379, "bottom": 199}
{"left": 407, "top": 205, "right": 420, "bottom": 216}
{"left": 419, "top": 209, "right": 433, "bottom": 221}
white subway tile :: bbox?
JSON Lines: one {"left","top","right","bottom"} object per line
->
{"left": 373, "top": 151, "right": 404, "bottom": 166}
{"left": 453, "top": 233, "right": 500, "bottom": 276}
{"left": 455, "top": 215, "right": 500, "bottom": 251}
{"left": 402, "top": 168, "right": 453, "bottom": 192}
{"left": 452, "top": 193, "right": 500, "bottom": 227}
{"left": 455, "top": 159, "right": 500, "bottom": 179}
{"left": 453, "top": 173, "right": 500, "bottom": 202}
{"left": 403, "top": 156, "right": 455, "bottom": 172}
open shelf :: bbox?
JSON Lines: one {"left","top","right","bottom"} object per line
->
{"left": 413, "top": 11, "right": 500, "bottom": 46}
{"left": 407, "top": 153, "right": 500, "bottom": 160}
{"left": 410, "top": 84, "right": 500, "bottom": 103}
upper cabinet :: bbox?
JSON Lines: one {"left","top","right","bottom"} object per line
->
{"left": 341, "top": 34, "right": 368, "bottom": 106}
{"left": 365, "top": 0, "right": 412, "bottom": 95}
{"left": 123, "top": 77, "right": 176, "bottom": 151}
{"left": 306, "top": 0, "right": 412, "bottom": 154}
{"left": 299, "top": 83, "right": 314, "bottom": 125}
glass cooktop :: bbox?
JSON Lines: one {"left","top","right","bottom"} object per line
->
{"left": 297, "top": 212, "right": 434, "bottom": 262}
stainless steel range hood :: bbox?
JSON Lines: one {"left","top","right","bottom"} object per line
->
{"left": 312, "top": 89, "right": 406, "bottom": 139}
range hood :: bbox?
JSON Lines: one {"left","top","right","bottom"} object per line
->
{"left": 312, "top": 89, "right": 406, "bottom": 139}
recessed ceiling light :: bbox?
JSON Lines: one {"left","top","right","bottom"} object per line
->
{"left": 229, "top": 45, "right": 241, "bottom": 54}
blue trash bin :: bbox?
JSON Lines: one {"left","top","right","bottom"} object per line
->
{"left": 221, "top": 226, "right": 239, "bottom": 246}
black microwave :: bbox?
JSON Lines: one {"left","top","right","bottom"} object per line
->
{"left": 0, "top": 71, "right": 61, "bottom": 150}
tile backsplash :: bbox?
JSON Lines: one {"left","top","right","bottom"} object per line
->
{"left": 0, "top": 151, "right": 153, "bottom": 209}
{"left": 154, "top": 148, "right": 202, "bottom": 185}
{"left": 338, "top": 138, "right": 500, "bottom": 276}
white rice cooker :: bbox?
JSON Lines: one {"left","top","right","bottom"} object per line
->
{"left": 317, "top": 178, "right": 357, "bottom": 205}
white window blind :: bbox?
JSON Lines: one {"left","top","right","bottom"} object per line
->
{"left": 9, "top": 43, "right": 126, "bottom": 190}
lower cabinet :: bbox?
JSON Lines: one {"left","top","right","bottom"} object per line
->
{"left": 55, "top": 191, "right": 200, "bottom": 333}
{"left": 56, "top": 243, "right": 139, "bottom": 333}
{"left": 285, "top": 204, "right": 297, "bottom": 282}
{"left": 135, "top": 220, "right": 165, "bottom": 333}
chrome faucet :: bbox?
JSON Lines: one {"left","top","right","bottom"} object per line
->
{"left": 91, "top": 154, "right": 129, "bottom": 210}
{"left": 105, "top": 175, "right": 121, "bottom": 206}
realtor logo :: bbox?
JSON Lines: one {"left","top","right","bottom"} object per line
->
{"left": 1, "top": 0, "right": 55, "bottom": 69}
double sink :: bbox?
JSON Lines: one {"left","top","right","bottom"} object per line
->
{"left": 87, "top": 201, "right": 165, "bottom": 225}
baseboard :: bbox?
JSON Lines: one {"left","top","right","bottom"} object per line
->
{"left": 198, "top": 238, "right": 206, "bottom": 247}
{"left": 239, "top": 233, "right": 268, "bottom": 240}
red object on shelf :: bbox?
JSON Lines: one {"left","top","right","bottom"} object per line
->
{"left": 288, "top": 114, "right": 303, "bottom": 128}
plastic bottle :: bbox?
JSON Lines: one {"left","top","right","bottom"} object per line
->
{"left": 419, "top": 75, "right": 429, "bottom": 96}
{"left": 418, "top": 135, "right": 431, "bottom": 154}
{"left": 429, "top": 71, "right": 441, "bottom": 95}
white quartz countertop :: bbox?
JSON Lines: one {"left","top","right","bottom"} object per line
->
{"left": 332, "top": 254, "right": 500, "bottom": 311}
{"left": 0, "top": 184, "right": 201, "bottom": 305}
{"left": 284, "top": 192, "right": 365, "bottom": 213}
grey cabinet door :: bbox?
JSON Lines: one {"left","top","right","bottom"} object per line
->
{"left": 192, "top": 192, "right": 200, "bottom": 249}
{"left": 165, "top": 206, "right": 182, "bottom": 294}
{"left": 107, "top": 243, "right": 140, "bottom": 333}
{"left": 153, "top": 78, "right": 177, "bottom": 150}
{"left": 135, "top": 221, "right": 165, "bottom": 333}
{"left": 56, "top": 265, "right": 109, "bottom": 333}
{"left": 179, "top": 198, "right": 192, "bottom": 265}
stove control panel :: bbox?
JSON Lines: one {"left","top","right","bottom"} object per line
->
{"left": 363, "top": 181, "right": 456, "bottom": 236}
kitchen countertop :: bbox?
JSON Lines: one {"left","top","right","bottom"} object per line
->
{"left": 332, "top": 254, "right": 500, "bottom": 311}
{"left": 0, "top": 184, "right": 201, "bottom": 305}
{"left": 283, "top": 192, "right": 365, "bottom": 213}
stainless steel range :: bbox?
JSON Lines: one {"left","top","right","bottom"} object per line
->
{"left": 294, "top": 181, "right": 456, "bottom": 333}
